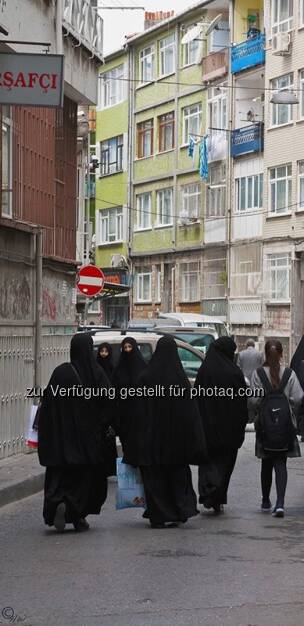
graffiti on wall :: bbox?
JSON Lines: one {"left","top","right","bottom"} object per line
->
{"left": 0, "top": 269, "right": 32, "bottom": 321}
{"left": 42, "top": 273, "right": 76, "bottom": 323}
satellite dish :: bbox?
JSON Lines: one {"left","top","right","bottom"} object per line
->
{"left": 181, "top": 23, "right": 203, "bottom": 45}
{"left": 205, "top": 14, "right": 223, "bottom": 36}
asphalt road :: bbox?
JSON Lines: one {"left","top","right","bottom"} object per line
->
{"left": 1, "top": 432, "right": 304, "bottom": 626}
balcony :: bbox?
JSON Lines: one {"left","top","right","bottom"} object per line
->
{"left": 231, "top": 123, "right": 264, "bottom": 158}
{"left": 63, "top": 0, "right": 103, "bottom": 61}
{"left": 231, "top": 34, "right": 265, "bottom": 74}
{"left": 202, "top": 49, "right": 228, "bottom": 83}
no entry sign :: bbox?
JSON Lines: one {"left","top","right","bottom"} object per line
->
{"left": 77, "top": 265, "right": 105, "bottom": 297}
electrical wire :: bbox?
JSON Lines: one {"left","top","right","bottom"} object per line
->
{"left": 95, "top": 194, "right": 304, "bottom": 222}
{"left": 97, "top": 75, "right": 303, "bottom": 94}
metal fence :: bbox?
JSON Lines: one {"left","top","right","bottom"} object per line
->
{"left": 0, "top": 332, "right": 71, "bottom": 460}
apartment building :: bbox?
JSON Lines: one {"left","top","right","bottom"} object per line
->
{"left": 261, "top": 0, "right": 304, "bottom": 357}
{"left": 228, "top": 0, "right": 265, "bottom": 347}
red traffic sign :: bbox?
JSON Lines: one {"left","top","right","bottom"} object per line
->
{"left": 76, "top": 264, "right": 105, "bottom": 297}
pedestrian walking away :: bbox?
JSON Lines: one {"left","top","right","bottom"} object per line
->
{"left": 250, "top": 340, "right": 303, "bottom": 518}
{"left": 124, "top": 335, "right": 207, "bottom": 529}
{"left": 38, "top": 333, "right": 117, "bottom": 533}
{"left": 237, "top": 339, "right": 263, "bottom": 383}
{"left": 113, "top": 337, "right": 147, "bottom": 458}
{"left": 194, "top": 337, "right": 248, "bottom": 515}
{"left": 290, "top": 335, "right": 304, "bottom": 441}
{"left": 97, "top": 342, "right": 114, "bottom": 382}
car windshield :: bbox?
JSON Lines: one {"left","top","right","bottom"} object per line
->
{"left": 173, "top": 333, "right": 215, "bottom": 355}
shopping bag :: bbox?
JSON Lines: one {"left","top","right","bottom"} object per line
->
{"left": 26, "top": 404, "right": 39, "bottom": 448}
{"left": 116, "top": 457, "right": 146, "bottom": 510}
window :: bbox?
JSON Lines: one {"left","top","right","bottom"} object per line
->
{"left": 100, "top": 64, "right": 125, "bottom": 108}
{"left": 99, "top": 207, "right": 123, "bottom": 243}
{"left": 140, "top": 45, "right": 155, "bottom": 83}
{"left": 271, "top": 74, "right": 293, "bottom": 125}
{"left": 271, "top": 0, "right": 293, "bottom": 34}
{"left": 235, "top": 174, "right": 263, "bottom": 212}
{"left": 180, "top": 262, "right": 200, "bottom": 302}
{"left": 269, "top": 164, "right": 292, "bottom": 214}
{"left": 300, "top": 70, "right": 304, "bottom": 118}
{"left": 182, "top": 27, "right": 199, "bottom": 66}
{"left": 137, "top": 119, "right": 154, "bottom": 158}
{"left": 155, "top": 265, "right": 161, "bottom": 302}
{"left": 266, "top": 253, "right": 291, "bottom": 301}
{"left": 2, "top": 106, "right": 12, "bottom": 218}
{"left": 136, "top": 192, "right": 151, "bottom": 229}
{"left": 136, "top": 268, "right": 152, "bottom": 302}
{"left": 298, "top": 161, "right": 304, "bottom": 209}
{"left": 182, "top": 103, "right": 202, "bottom": 144}
{"left": 208, "top": 87, "right": 227, "bottom": 135}
{"left": 206, "top": 163, "right": 226, "bottom": 218}
{"left": 100, "top": 135, "right": 123, "bottom": 176}
{"left": 181, "top": 183, "right": 201, "bottom": 220}
{"left": 158, "top": 112, "right": 174, "bottom": 152}
{"left": 88, "top": 299, "right": 101, "bottom": 313}
{"left": 156, "top": 188, "right": 173, "bottom": 226}
{"left": 159, "top": 34, "right": 175, "bottom": 76}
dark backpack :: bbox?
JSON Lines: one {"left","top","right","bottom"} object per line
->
{"left": 257, "top": 367, "right": 295, "bottom": 452}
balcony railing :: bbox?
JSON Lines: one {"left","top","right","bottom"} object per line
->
{"left": 202, "top": 49, "right": 228, "bottom": 83}
{"left": 231, "top": 123, "right": 264, "bottom": 157}
{"left": 63, "top": 0, "right": 103, "bottom": 61}
{"left": 231, "top": 34, "right": 265, "bottom": 74}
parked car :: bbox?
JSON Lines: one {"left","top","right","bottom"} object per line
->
{"left": 127, "top": 317, "right": 177, "bottom": 331}
{"left": 157, "top": 312, "right": 228, "bottom": 337}
{"left": 77, "top": 325, "right": 111, "bottom": 335}
{"left": 92, "top": 331, "right": 204, "bottom": 383}
{"left": 154, "top": 327, "right": 217, "bottom": 355}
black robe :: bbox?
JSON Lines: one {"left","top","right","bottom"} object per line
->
{"left": 112, "top": 337, "right": 147, "bottom": 458}
{"left": 290, "top": 336, "right": 304, "bottom": 434}
{"left": 194, "top": 337, "right": 248, "bottom": 508}
{"left": 127, "top": 336, "right": 208, "bottom": 524}
{"left": 38, "top": 333, "right": 117, "bottom": 526}
{"left": 97, "top": 342, "right": 114, "bottom": 382}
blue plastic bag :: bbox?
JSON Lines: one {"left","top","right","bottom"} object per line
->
{"left": 116, "top": 457, "right": 146, "bottom": 510}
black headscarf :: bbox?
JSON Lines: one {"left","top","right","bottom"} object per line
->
{"left": 113, "top": 337, "right": 146, "bottom": 387}
{"left": 194, "top": 337, "right": 248, "bottom": 450}
{"left": 290, "top": 336, "right": 304, "bottom": 390}
{"left": 38, "top": 333, "right": 115, "bottom": 469}
{"left": 97, "top": 342, "right": 114, "bottom": 381}
{"left": 124, "top": 336, "right": 207, "bottom": 467}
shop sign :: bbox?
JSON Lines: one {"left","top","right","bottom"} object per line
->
{"left": 0, "top": 52, "right": 64, "bottom": 107}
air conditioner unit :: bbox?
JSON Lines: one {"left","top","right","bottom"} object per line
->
{"left": 111, "top": 254, "right": 129, "bottom": 268}
{"left": 272, "top": 32, "right": 291, "bottom": 55}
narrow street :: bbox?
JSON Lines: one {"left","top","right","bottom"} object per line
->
{"left": 1, "top": 432, "right": 304, "bottom": 626}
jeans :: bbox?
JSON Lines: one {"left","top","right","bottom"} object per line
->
{"left": 261, "top": 453, "right": 287, "bottom": 509}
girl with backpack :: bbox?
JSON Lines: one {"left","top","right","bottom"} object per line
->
{"left": 250, "top": 340, "right": 303, "bottom": 518}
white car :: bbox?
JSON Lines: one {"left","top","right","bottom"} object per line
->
{"left": 158, "top": 312, "right": 228, "bottom": 337}
{"left": 92, "top": 331, "right": 204, "bottom": 384}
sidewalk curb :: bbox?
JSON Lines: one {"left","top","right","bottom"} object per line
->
{"left": 0, "top": 472, "right": 45, "bottom": 509}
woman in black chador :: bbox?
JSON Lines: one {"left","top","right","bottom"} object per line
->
{"left": 290, "top": 336, "right": 304, "bottom": 441}
{"left": 113, "top": 337, "right": 147, "bottom": 457}
{"left": 97, "top": 342, "right": 114, "bottom": 382}
{"left": 38, "top": 333, "right": 116, "bottom": 533}
{"left": 194, "top": 337, "right": 248, "bottom": 514}
{"left": 125, "top": 336, "right": 207, "bottom": 528}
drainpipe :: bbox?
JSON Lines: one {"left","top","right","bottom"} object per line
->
{"left": 34, "top": 229, "right": 42, "bottom": 395}
{"left": 127, "top": 45, "right": 135, "bottom": 317}
{"left": 56, "top": 0, "right": 63, "bottom": 55}
{"left": 226, "top": 0, "right": 234, "bottom": 333}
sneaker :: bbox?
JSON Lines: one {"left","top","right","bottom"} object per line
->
{"left": 53, "top": 502, "right": 66, "bottom": 532}
{"left": 261, "top": 499, "right": 272, "bottom": 512}
{"left": 272, "top": 507, "right": 284, "bottom": 518}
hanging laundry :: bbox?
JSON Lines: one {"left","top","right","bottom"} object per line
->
{"left": 188, "top": 135, "right": 195, "bottom": 158}
{"left": 199, "top": 136, "right": 208, "bottom": 180}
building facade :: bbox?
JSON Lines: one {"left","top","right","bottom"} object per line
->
{"left": 0, "top": 0, "right": 102, "bottom": 458}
